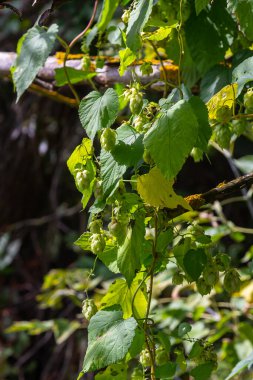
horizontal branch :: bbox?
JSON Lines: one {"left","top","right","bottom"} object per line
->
{"left": 0, "top": 52, "right": 178, "bottom": 89}
{"left": 168, "top": 172, "right": 253, "bottom": 219}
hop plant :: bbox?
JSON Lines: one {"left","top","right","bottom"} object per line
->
{"left": 172, "top": 271, "right": 184, "bottom": 285}
{"left": 121, "top": 9, "right": 130, "bottom": 24}
{"left": 156, "top": 346, "right": 169, "bottom": 365}
{"left": 108, "top": 219, "right": 128, "bottom": 244}
{"left": 89, "top": 233, "right": 105, "bottom": 254}
{"left": 82, "top": 299, "right": 97, "bottom": 320}
{"left": 213, "top": 123, "right": 232, "bottom": 149}
{"left": 215, "top": 253, "right": 230, "bottom": 272}
{"left": 75, "top": 169, "right": 91, "bottom": 191}
{"left": 196, "top": 277, "right": 212, "bottom": 295}
{"left": 215, "top": 105, "right": 232, "bottom": 123}
{"left": 129, "top": 92, "right": 143, "bottom": 115}
{"left": 100, "top": 128, "right": 117, "bottom": 152}
{"left": 89, "top": 219, "right": 102, "bottom": 234}
{"left": 139, "top": 349, "right": 151, "bottom": 367}
{"left": 244, "top": 88, "right": 253, "bottom": 112}
{"left": 203, "top": 265, "right": 219, "bottom": 286}
{"left": 223, "top": 269, "right": 241, "bottom": 293}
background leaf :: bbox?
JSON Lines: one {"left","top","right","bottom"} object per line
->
{"left": 183, "top": 249, "right": 207, "bottom": 281}
{"left": 12, "top": 24, "right": 58, "bottom": 100}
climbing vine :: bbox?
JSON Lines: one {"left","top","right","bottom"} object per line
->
{"left": 7, "top": 0, "right": 253, "bottom": 379}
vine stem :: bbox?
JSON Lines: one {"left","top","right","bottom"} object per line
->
{"left": 177, "top": 0, "right": 184, "bottom": 92}
{"left": 60, "top": 0, "right": 99, "bottom": 104}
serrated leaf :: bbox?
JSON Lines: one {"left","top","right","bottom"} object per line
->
{"left": 100, "top": 277, "right": 147, "bottom": 319}
{"left": 228, "top": 0, "right": 253, "bottom": 41}
{"left": 188, "top": 96, "right": 211, "bottom": 152}
{"left": 12, "top": 24, "right": 58, "bottom": 101}
{"left": 234, "top": 155, "right": 253, "bottom": 174}
{"left": 119, "top": 48, "right": 136, "bottom": 76}
{"left": 101, "top": 125, "right": 143, "bottom": 195}
{"left": 225, "top": 350, "right": 253, "bottom": 380}
{"left": 137, "top": 167, "right": 191, "bottom": 210}
{"left": 95, "top": 363, "right": 127, "bottom": 380}
{"left": 117, "top": 214, "right": 145, "bottom": 286}
{"left": 195, "top": 0, "right": 210, "bottom": 15}
{"left": 191, "top": 362, "right": 216, "bottom": 380}
{"left": 79, "top": 88, "right": 119, "bottom": 140}
{"left": 144, "top": 100, "right": 199, "bottom": 179}
{"left": 55, "top": 67, "right": 96, "bottom": 86}
{"left": 155, "top": 362, "right": 176, "bottom": 378}
{"left": 83, "top": 310, "right": 137, "bottom": 372}
{"left": 207, "top": 84, "right": 237, "bottom": 120}
{"left": 126, "top": 0, "right": 153, "bottom": 52}
{"left": 183, "top": 248, "right": 207, "bottom": 281}
{"left": 232, "top": 56, "right": 253, "bottom": 94}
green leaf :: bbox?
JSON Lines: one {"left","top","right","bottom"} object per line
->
{"left": 195, "top": 0, "right": 210, "bottom": 15}
{"left": 155, "top": 362, "right": 176, "bottom": 378}
{"left": 185, "top": 11, "right": 227, "bottom": 75}
{"left": 183, "top": 248, "right": 207, "bottom": 281}
{"left": 117, "top": 214, "right": 145, "bottom": 286}
{"left": 126, "top": 0, "right": 153, "bottom": 52}
{"left": 228, "top": 0, "right": 253, "bottom": 41}
{"left": 12, "top": 24, "right": 58, "bottom": 101}
{"left": 191, "top": 362, "right": 216, "bottom": 380}
{"left": 79, "top": 88, "right": 119, "bottom": 140}
{"left": 101, "top": 125, "right": 143, "bottom": 195}
{"left": 178, "top": 322, "right": 192, "bottom": 337}
{"left": 119, "top": 48, "right": 136, "bottom": 76}
{"left": 189, "top": 341, "right": 204, "bottom": 359}
{"left": 96, "top": 0, "right": 120, "bottom": 33}
{"left": 75, "top": 233, "right": 119, "bottom": 273}
{"left": 225, "top": 351, "right": 253, "bottom": 380}
{"left": 100, "top": 277, "right": 147, "bottom": 319}
{"left": 67, "top": 138, "right": 93, "bottom": 176}
{"left": 55, "top": 67, "right": 96, "bottom": 86}
{"left": 95, "top": 363, "right": 127, "bottom": 380}
{"left": 5, "top": 320, "right": 53, "bottom": 335}
{"left": 144, "top": 100, "right": 199, "bottom": 179}
{"left": 234, "top": 155, "right": 253, "bottom": 174}
{"left": 143, "top": 25, "right": 177, "bottom": 41}
{"left": 232, "top": 57, "right": 253, "bottom": 94}
{"left": 83, "top": 310, "right": 137, "bottom": 372}
{"left": 188, "top": 96, "right": 211, "bottom": 152}
{"left": 52, "top": 319, "right": 80, "bottom": 345}
{"left": 200, "top": 65, "right": 232, "bottom": 103}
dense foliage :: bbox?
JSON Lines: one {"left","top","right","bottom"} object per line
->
{"left": 3, "top": 0, "right": 253, "bottom": 379}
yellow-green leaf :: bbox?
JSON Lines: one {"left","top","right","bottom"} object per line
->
{"left": 207, "top": 84, "right": 238, "bottom": 120}
{"left": 67, "top": 138, "right": 93, "bottom": 176}
{"left": 119, "top": 48, "right": 136, "bottom": 76}
{"left": 143, "top": 24, "right": 178, "bottom": 41}
{"left": 137, "top": 167, "right": 191, "bottom": 210}
{"left": 100, "top": 277, "right": 147, "bottom": 319}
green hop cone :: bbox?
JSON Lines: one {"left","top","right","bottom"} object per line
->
{"left": 89, "top": 219, "right": 102, "bottom": 234}
{"left": 75, "top": 169, "right": 90, "bottom": 191}
{"left": 203, "top": 265, "right": 219, "bottom": 286}
{"left": 130, "top": 93, "right": 143, "bottom": 115}
{"left": 223, "top": 269, "right": 241, "bottom": 293}
{"left": 100, "top": 128, "right": 117, "bottom": 152}
{"left": 215, "top": 253, "right": 230, "bottom": 272}
{"left": 121, "top": 9, "right": 130, "bottom": 24}
{"left": 244, "top": 88, "right": 253, "bottom": 112}
{"left": 213, "top": 123, "right": 232, "bottom": 149}
{"left": 172, "top": 271, "right": 184, "bottom": 285}
{"left": 82, "top": 299, "right": 97, "bottom": 320}
{"left": 215, "top": 105, "right": 232, "bottom": 123}
{"left": 89, "top": 233, "right": 105, "bottom": 254}
{"left": 232, "top": 119, "right": 247, "bottom": 136}
{"left": 108, "top": 219, "right": 127, "bottom": 244}
{"left": 131, "top": 367, "right": 144, "bottom": 380}
{"left": 139, "top": 349, "right": 151, "bottom": 367}
{"left": 93, "top": 179, "right": 103, "bottom": 200}
{"left": 196, "top": 277, "right": 212, "bottom": 296}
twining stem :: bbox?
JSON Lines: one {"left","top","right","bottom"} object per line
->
{"left": 177, "top": 0, "right": 184, "bottom": 91}
{"left": 60, "top": 0, "right": 99, "bottom": 104}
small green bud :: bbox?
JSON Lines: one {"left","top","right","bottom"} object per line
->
{"left": 215, "top": 105, "right": 232, "bottom": 123}
{"left": 139, "top": 349, "right": 151, "bottom": 367}
{"left": 213, "top": 123, "right": 232, "bottom": 149}
{"left": 89, "top": 219, "right": 102, "bottom": 234}
{"left": 223, "top": 269, "right": 241, "bottom": 293}
{"left": 130, "top": 93, "right": 143, "bottom": 115}
{"left": 203, "top": 265, "right": 219, "bottom": 286}
{"left": 121, "top": 9, "right": 130, "bottom": 24}
{"left": 82, "top": 299, "right": 97, "bottom": 320}
{"left": 143, "top": 149, "right": 153, "bottom": 164}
